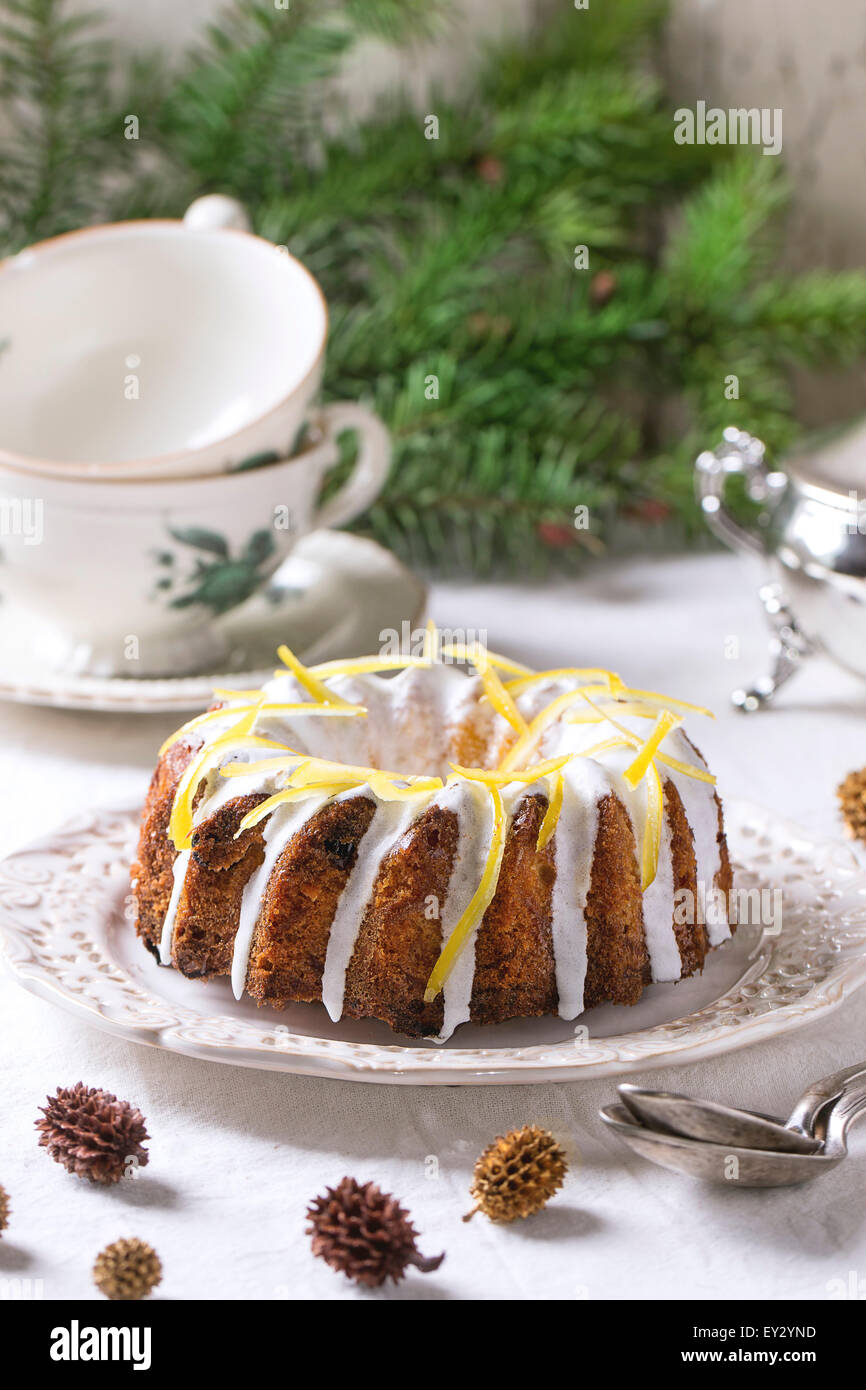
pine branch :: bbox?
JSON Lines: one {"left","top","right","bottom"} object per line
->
{"left": 481, "top": 0, "right": 669, "bottom": 104}
{"left": 151, "top": 4, "right": 352, "bottom": 199}
{"left": 663, "top": 155, "right": 788, "bottom": 316}
{"left": 363, "top": 429, "right": 614, "bottom": 577}
{"left": 2, "top": 0, "right": 866, "bottom": 578}
{"left": 749, "top": 271, "right": 866, "bottom": 366}
{"left": 0, "top": 0, "right": 119, "bottom": 243}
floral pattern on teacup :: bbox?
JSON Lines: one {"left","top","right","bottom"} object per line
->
{"left": 153, "top": 526, "right": 277, "bottom": 616}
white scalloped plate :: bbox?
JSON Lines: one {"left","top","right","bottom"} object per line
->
{"left": 1, "top": 800, "right": 866, "bottom": 1084}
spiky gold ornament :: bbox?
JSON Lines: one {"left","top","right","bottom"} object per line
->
{"left": 307, "top": 1177, "right": 444, "bottom": 1287}
{"left": 464, "top": 1124, "right": 567, "bottom": 1223}
{"left": 0, "top": 1183, "right": 10, "bottom": 1236}
{"left": 838, "top": 767, "right": 866, "bottom": 843}
{"left": 93, "top": 1238, "right": 162, "bottom": 1301}
{"left": 36, "top": 1083, "right": 149, "bottom": 1185}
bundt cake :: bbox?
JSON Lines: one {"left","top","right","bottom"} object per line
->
{"left": 131, "top": 630, "right": 733, "bottom": 1040}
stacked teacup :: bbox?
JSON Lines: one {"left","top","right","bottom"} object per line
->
{"left": 0, "top": 196, "right": 390, "bottom": 678}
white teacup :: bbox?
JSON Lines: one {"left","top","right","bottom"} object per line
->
{"left": 0, "top": 197, "right": 391, "bottom": 676}
{"left": 0, "top": 403, "right": 389, "bottom": 677}
{"left": 0, "top": 196, "right": 341, "bottom": 479}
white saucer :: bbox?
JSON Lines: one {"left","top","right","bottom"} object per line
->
{"left": 2, "top": 800, "right": 865, "bottom": 1084}
{"left": 0, "top": 530, "right": 427, "bottom": 713}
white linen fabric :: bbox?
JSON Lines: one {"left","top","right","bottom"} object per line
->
{"left": 1, "top": 552, "right": 865, "bottom": 1301}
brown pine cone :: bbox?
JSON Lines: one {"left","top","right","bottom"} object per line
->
{"left": 36, "top": 1083, "right": 149, "bottom": 1184}
{"left": 0, "top": 1183, "right": 9, "bottom": 1236}
{"left": 93, "top": 1238, "right": 162, "bottom": 1300}
{"left": 465, "top": 1124, "right": 567, "bottom": 1223}
{"left": 307, "top": 1177, "right": 444, "bottom": 1288}
{"left": 838, "top": 767, "right": 866, "bottom": 843}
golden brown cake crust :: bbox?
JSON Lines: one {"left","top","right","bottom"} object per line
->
{"left": 131, "top": 733, "right": 734, "bottom": 1038}
{"left": 248, "top": 795, "right": 377, "bottom": 1006}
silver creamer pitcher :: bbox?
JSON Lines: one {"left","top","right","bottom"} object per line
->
{"left": 695, "top": 424, "right": 866, "bottom": 709}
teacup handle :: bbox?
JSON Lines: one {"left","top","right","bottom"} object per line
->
{"left": 182, "top": 194, "right": 252, "bottom": 234}
{"left": 695, "top": 427, "right": 787, "bottom": 557}
{"left": 313, "top": 402, "right": 391, "bottom": 529}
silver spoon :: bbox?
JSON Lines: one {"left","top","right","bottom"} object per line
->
{"left": 599, "top": 1062, "right": 866, "bottom": 1187}
{"left": 617, "top": 1085, "right": 821, "bottom": 1153}
{"left": 619, "top": 1061, "right": 866, "bottom": 1153}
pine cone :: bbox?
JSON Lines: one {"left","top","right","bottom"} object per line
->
{"left": 465, "top": 1124, "right": 567, "bottom": 1223}
{"left": 93, "top": 1238, "right": 162, "bottom": 1301}
{"left": 307, "top": 1177, "right": 444, "bottom": 1287}
{"left": 838, "top": 768, "right": 866, "bottom": 843}
{"left": 36, "top": 1083, "right": 149, "bottom": 1184}
{"left": 0, "top": 1183, "right": 9, "bottom": 1236}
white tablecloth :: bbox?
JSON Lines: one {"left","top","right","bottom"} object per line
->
{"left": 2, "top": 551, "right": 866, "bottom": 1302}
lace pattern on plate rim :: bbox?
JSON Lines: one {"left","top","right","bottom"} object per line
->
{"left": 0, "top": 802, "right": 865, "bottom": 1082}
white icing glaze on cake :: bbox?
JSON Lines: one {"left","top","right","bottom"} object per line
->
{"left": 159, "top": 849, "right": 191, "bottom": 965}
{"left": 320, "top": 793, "right": 418, "bottom": 1022}
{"left": 155, "top": 651, "right": 729, "bottom": 1039}
{"left": 436, "top": 777, "right": 500, "bottom": 1041}
{"left": 549, "top": 764, "right": 605, "bottom": 1019}
{"left": 232, "top": 791, "right": 330, "bottom": 1000}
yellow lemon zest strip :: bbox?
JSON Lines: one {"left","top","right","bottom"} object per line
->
{"left": 244, "top": 701, "right": 368, "bottom": 721}
{"left": 242, "top": 701, "right": 366, "bottom": 718}
{"left": 159, "top": 703, "right": 260, "bottom": 755}
{"left": 499, "top": 689, "right": 605, "bottom": 771}
{"left": 575, "top": 696, "right": 713, "bottom": 782}
{"left": 623, "top": 710, "right": 682, "bottom": 790}
{"left": 439, "top": 643, "right": 532, "bottom": 675}
{"left": 220, "top": 755, "right": 306, "bottom": 778}
{"left": 567, "top": 730, "right": 663, "bottom": 885}
{"left": 504, "top": 668, "right": 619, "bottom": 697}
{"left": 579, "top": 693, "right": 646, "bottom": 747}
{"left": 622, "top": 687, "right": 714, "bottom": 719}
{"left": 235, "top": 783, "right": 350, "bottom": 835}
{"left": 256, "top": 700, "right": 368, "bottom": 717}
{"left": 290, "top": 769, "right": 442, "bottom": 798}
{"left": 276, "top": 643, "right": 357, "bottom": 708}
{"left": 367, "top": 776, "right": 442, "bottom": 802}
{"left": 576, "top": 735, "right": 635, "bottom": 759}
{"left": 288, "top": 758, "right": 441, "bottom": 790}
{"left": 450, "top": 754, "right": 571, "bottom": 786}
{"left": 424, "top": 785, "right": 506, "bottom": 1002}
{"left": 656, "top": 753, "right": 716, "bottom": 784}
{"left": 307, "top": 655, "right": 430, "bottom": 678}
{"left": 536, "top": 773, "right": 564, "bottom": 851}
{"left": 211, "top": 687, "right": 265, "bottom": 701}
{"left": 566, "top": 701, "right": 662, "bottom": 723}
{"left": 169, "top": 732, "right": 287, "bottom": 850}
{"left": 159, "top": 701, "right": 365, "bottom": 757}
{"left": 470, "top": 645, "right": 529, "bottom": 738}
{"left": 641, "top": 764, "right": 664, "bottom": 890}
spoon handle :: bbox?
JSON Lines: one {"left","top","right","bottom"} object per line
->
{"left": 787, "top": 1062, "right": 866, "bottom": 1136}
{"left": 824, "top": 1073, "right": 866, "bottom": 1144}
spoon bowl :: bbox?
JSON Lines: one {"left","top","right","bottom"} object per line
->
{"left": 600, "top": 1060, "right": 866, "bottom": 1188}
{"left": 617, "top": 1084, "right": 821, "bottom": 1154}
{"left": 599, "top": 1104, "right": 841, "bottom": 1187}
